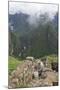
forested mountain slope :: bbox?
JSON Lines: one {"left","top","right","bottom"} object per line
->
{"left": 9, "top": 12, "right": 58, "bottom": 58}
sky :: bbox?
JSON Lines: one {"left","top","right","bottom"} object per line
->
{"left": 9, "top": 2, "right": 58, "bottom": 17}
{"left": 9, "top": 2, "right": 58, "bottom": 27}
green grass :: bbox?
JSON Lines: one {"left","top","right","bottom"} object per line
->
{"left": 47, "top": 54, "right": 58, "bottom": 63}
{"left": 8, "top": 56, "right": 23, "bottom": 74}
{"left": 41, "top": 54, "right": 58, "bottom": 63}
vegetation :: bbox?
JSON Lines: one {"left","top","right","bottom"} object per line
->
{"left": 47, "top": 54, "right": 58, "bottom": 63}
{"left": 8, "top": 56, "right": 22, "bottom": 74}
{"left": 9, "top": 12, "right": 58, "bottom": 58}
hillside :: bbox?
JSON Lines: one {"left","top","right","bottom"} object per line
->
{"left": 9, "top": 12, "right": 58, "bottom": 58}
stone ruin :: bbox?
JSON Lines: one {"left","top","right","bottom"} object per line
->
{"left": 8, "top": 58, "right": 58, "bottom": 88}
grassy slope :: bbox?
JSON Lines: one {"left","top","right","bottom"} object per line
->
{"left": 47, "top": 54, "right": 58, "bottom": 63}
{"left": 8, "top": 56, "right": 22, "bottom": 74}
{"left": 41, "top": 54, "right": 58, "bottom": 64}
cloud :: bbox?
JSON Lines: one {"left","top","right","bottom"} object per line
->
{"left": 9, "top": 2, "right": 58, "bottom": 17}
{"left": 9, "top": 2, "right": 58, "bottom": 28}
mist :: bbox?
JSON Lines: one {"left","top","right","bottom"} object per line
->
{"left": 26, "top": 11, "right": 55, "bottom": 29}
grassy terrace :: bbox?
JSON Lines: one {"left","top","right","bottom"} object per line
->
{"left": 47, "top": 54, "right": 58, "bottom": 63}
{"left": 8, "top": 56, "right": 23, "bottom": 74}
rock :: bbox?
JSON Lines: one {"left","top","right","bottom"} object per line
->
{"left": 8, "top": 85, "right": 12, "bottom": 89}
{"left": 42, "top": 82, "right": 52, "bottom": 86}
{"left": 12, "top": 78, "right": 19, "bottom": 84}
{"left": 11, "top": 70, "right": 16, "bottom": 76}
{"left": 9, "top": 59, "right": 58, "bottom": 88}
{"left": 26, "top": 56, "right": 34, "bottom": 61}
{"left": 51, "top": 62, "right": 58, "bottom": 72}
{"left": 52, "top": 81, "right": 58, "bottom": 86}
{"left": 41, "top": 72, "right": 47, "bottom": 79}
{"left": 33, "top": 71, "right": 39, "bottom": 79}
